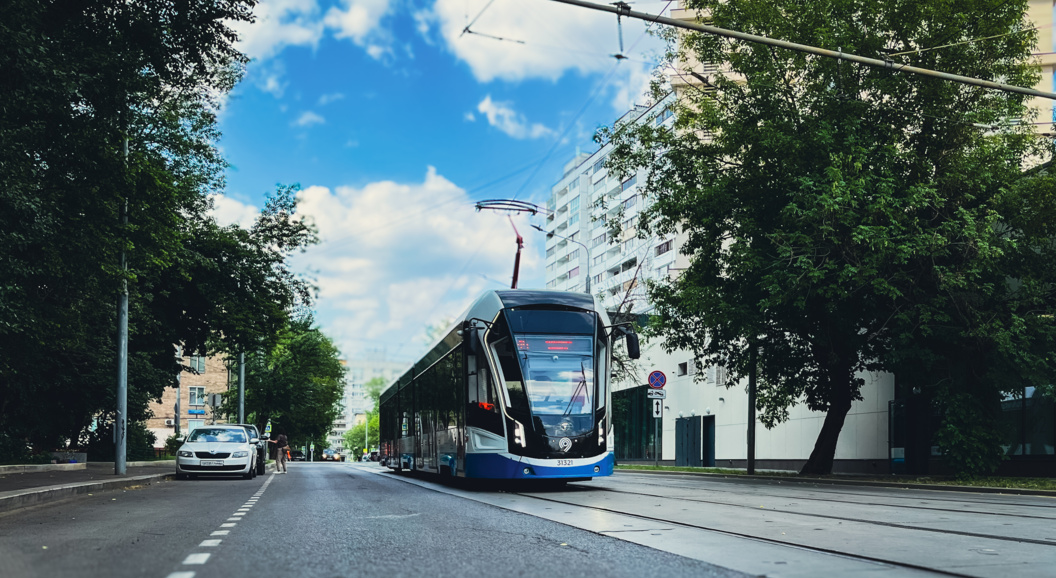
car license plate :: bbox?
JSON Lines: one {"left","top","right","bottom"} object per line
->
{"left": 556, "top": 459, "right": 573, "bottom": 466}
{"left": 200, "top": 460, "right": 223, "bottom": 466}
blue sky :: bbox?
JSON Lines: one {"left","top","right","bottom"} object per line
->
{"left": 210, "top": 0, "right": 671, "bottom": 363}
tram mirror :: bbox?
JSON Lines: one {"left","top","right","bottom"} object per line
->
{"left": 466, "top": 330, "right": 480, "bottom": 355}
{"left": 625, "top": 331, "right": 641, "bottom": 359}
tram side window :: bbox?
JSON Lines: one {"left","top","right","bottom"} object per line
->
{"left": 466, "top": 353, "right": 503, "bottom": 435}
{"left": 494, "top": 338, "right": 529, "bottom": 414}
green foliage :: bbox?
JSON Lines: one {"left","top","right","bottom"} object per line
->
{"left": 0, "top": 0, "right": 324, "bottom": 460}
{"left": 343, "top": 413, "right": 379, "bottom": 458}
{"left": 164, "top": 434, "right": 184, "bottom": 456}
{"left": 239, "top": 317, "right": 345, "bottom": 451}
{"left": 82, "top": 421, "right": 157, "bottom": 462}
{"left": 602, "top": 0, "right": 1052, "bottom": 476}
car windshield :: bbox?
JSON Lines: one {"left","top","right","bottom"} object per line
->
{"left": 188, "top": 428, "right": 247, "bottom": 443}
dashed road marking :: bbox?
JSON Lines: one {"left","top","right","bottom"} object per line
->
{"left": 182, "top": 553, "right": 210, "bottom": 565}
{"left": 220, "top": 523, "right": 236, "bottom": 527}
{"left": 166, "top": 573, "right": 195, "bottom": 578}
{"left": 199, "top": 539, "right": 222, "bottom": 547}
{"left": 210, "top": 530, "right": 229, "bottom": 536}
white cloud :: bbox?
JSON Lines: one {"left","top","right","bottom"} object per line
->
{"left": 476, "top": 95, "right": 553, "bottom": 139}
{"left": 293, "top": 167, "right": 542, "bottom": 359}
{"left": 463, "top": 111, "right": 476, "bottom": 122}
{"left": 318, "top": 92, "right": 346, "bottom": 105}
{"left": 430, "top": 0, "right": 663, "bottom": 83}
{"left": 324, "top": 0, "right": 394, "bottom": 60}
{"left": 231, "top": 0, "right": 326, "bottom": 62}
{"left": 294, "top": 111, "right": 326, "bottom": 127}
{"left": 208, "top": 194, "right": 259, "bottom": 228}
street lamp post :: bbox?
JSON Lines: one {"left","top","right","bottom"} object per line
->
{"left": 531, "top": 224, "right": 591, "bottom": 294}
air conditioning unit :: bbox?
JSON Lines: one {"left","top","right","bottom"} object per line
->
{"left": 164, "top": 419, "right": 175, "bottom": 426}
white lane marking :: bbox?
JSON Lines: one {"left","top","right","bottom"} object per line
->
{"left": 167, "top": 573, "right": 195, "bottom": 578}
{"left": 199, "top": 539, "right": 222, "bottom": 547}
{"left": 182, "top": 553, "right": 210, "bottom": 565}
{"left": 238, "top": 508, "right": 251, "bottom": 511}
{"left": 362, "top": 513, "right": 422, "bottom": 520}
{"left": 220, "top": 523, "right": 236, "bottom": 527}
{"left": 210, "top": 530, "right": 229, "bottom": 536}
{"left": 226, "top": 518, "right": 240, "bottom": 521}
{"left": 232, "top": 512, "right": 246, "bottom": 516}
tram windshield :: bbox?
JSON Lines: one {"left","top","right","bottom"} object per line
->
{"left": 515, "top": 335, "right": 596, "bottom": 436}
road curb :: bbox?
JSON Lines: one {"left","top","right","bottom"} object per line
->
{"left": 616, "top": 468, "right": 1056, "bottom": 497}
{"left": 0, "top": 463, "right": 87, "bottom": 474}
{"left": 0, "top": 472, "right": 174, "bottom": 515}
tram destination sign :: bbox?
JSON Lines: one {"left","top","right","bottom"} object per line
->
{"left": 647, "top": 389, "right": 666, "bottom": 400}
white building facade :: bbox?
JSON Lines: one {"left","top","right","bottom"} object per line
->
{"left": 326, "top": 351, "right": 409, "bottom": 453}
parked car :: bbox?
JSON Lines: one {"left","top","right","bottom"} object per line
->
{"left": 176, "top": 425, "right": 258, "bottom": 480}
{"left": 235, "top": 423, "right": 267, "bottom": 476}
{"left": 289, "top": 450, "right": 306, "bottom": 461}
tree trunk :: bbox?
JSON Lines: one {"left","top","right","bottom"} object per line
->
{"left": 800, "top": 377, "right": 853, "bottom": 475}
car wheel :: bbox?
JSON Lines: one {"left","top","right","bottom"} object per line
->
{"left": 243, "top": 470, "right": 253, "bottom": 480}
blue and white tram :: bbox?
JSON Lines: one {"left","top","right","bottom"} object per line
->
{"left": 379, "top": 290, "right": 639, "bottom": 481}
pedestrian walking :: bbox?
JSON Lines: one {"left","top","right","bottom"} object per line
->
{"left": 268, "top": 433, "right": 289, "bottom": 473}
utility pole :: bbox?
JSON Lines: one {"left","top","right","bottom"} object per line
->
{"left": 115, "top": 136, "right": 129, "bottom": 476}
{"left": 174, "top": 346, "right": 182, "bottom": 437}
{"left": 238, "top": 352, "right": 245, "bottom": 424}
{"left": 747, "top": 342, "right": 757, "bottom": 475}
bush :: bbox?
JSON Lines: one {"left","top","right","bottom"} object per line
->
{"left": 164, "top": 434, "right": 183, "bottom": 456}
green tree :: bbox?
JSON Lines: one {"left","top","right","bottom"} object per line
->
{"left": 343, "top": 413, "right": 379, "bottom": 459}
{"left": 603, "top": 0, "right": 1054, "bottom": 475}
{"left": 0, "top": 0, "right": 262, "bottom": 457}
{"left": 240, "top": 317, "right": 345, "bottom": 453}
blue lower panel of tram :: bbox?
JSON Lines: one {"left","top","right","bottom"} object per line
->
{"left": 464, "top": 451, "right": 614, "bottom": 479}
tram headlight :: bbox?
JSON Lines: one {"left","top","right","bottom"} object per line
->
{"left": 598, "top": 418, "right": 605, "bottom": 446}
{"left": 514, "top": 420, "right": 526, "bottom": 447}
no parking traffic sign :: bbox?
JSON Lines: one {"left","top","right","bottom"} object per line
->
{"left": 648, "top": 370, "right": 666, "bottom": 389}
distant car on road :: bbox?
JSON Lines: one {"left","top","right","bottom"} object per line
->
{"left": 176, "top": 425, "right": 258, "bottom": 480}
{"left": 321, "top": 449, "right": 344, "bottom": 462}
{"left": 289, "top": 450, "right": 305, "bottom": 461}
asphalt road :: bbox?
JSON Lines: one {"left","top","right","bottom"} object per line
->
{"left": 0, "top": 462, "right": 743, "bottom": 578}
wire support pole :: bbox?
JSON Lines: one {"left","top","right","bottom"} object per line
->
{"left": 548, "top": 0, "right": 1056, "bottom": 101}
{"left": 115, "top": 136, "right": 129, "bottom": 476}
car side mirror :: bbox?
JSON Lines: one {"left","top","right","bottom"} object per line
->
{"left": 250, "top": 438, "right": 259, "bottom": 444}
{"left": 178, "top": 435, "right": 187, "bottom": 442}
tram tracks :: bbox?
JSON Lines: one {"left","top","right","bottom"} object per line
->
{"left": 511, "top": 488, "right": 984, "bottom": 578}
{"left": 612, "top": 473, "right": 1056, "bottom": 519}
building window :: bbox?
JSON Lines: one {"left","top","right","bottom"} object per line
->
{"left": 593, "top": 274, "right": 602, "bottom": 285}
{"left": 567, "top": 248, "right": 579, "bottom": 261}
{"left": 655, "top": 107, "right": 673, "bottom": 125}
{"left": 189, "top": 355, "right": 206, "bottom": 373}
{"left": 569, "top": 196, "right": 580, "bottom": 213}
{"left": 591, "top": 233, "right": 607, "bottom": 248}
{"left": 569, "top": 231, "right": 579, "bottom": 243}
{"left": 546, "top": 246, "right": 555, "bottom": 258}
{"left": 189, "top": 386, "right": 206, "bottom": 406}
{"left": 569, "top": 179, "right": 579, "bottom": 191}
{"left": 188, "top": 419, "right": 205, "bottom": 432}
{"left": 594, "top": 255, "right": 604, "bottom": 266}
{"left": 622, "top": 195, "right": 636, "bottom": 211}
{"left": 546, "top": 280, "right": 557, "bottom": 288}
{"left": 569, "top": 213, "right": 579, "bottom": 226}
{"left": 656, "top": 240, "right": 672, "bottom": 256}
{"left": 622, "top": 175, "right": 637, "bottom": 191}
{"left": 593, "top": 156, "right": 606, "bottom": 174}
{"left": 677, "top": 362, "right": 688, "bottom": 376}
{"left": 569, "top": 267, "right": 580, "bottom": 278}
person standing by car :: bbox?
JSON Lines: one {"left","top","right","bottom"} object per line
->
{"left": 268, "top": 432, "right": 289, "bottom": 474}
